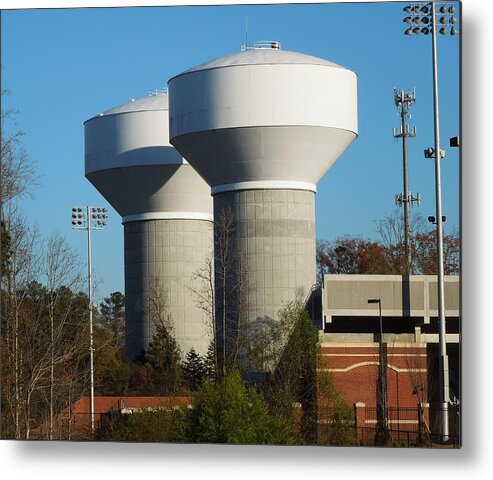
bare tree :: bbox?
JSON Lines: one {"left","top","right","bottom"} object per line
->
{"left": 375, "top": 209, "right": 427, "bottom": 275}
{"left": 1, "top": 89, "right": 39, "bottom": 206}
{"left": 376, "top": 209, "right": 459, "bottom": 275}
{"left": 214, "top": 206, "right": 235, "bottom": 377}
{"left": 1, "top": 224, "right": 89, "bottom": 439}
{"left": 42, "top": 234, "right": 84, "bottom": 439}
{"left": 1, "top": 87, "right": 39, "bottom": 438}
{"left": 403, "top": 345, "right": 433, "bottom": 446}
{"left": 213, "top": 207, "right": 252, "bottom": 376}
{"left": 230, "top": 251, "right": 250, "bottom": 367}
{"left": 189, "top": 256, "right": 218, "bottom": 381}
{"left": 189, "top": 207, "right": 252, "bottom": 379}
{"left": 1, "top": 209, "right": 40, "bottom": 438}
{"left": 143, "top": 276, "right": 182, "bottom": 395}
{"left": 145, "top": 275, "right": 173, "bottom": 334}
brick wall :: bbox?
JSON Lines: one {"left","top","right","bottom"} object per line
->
{"left": 317, "top": 342, "right": 429, "bottom": 434}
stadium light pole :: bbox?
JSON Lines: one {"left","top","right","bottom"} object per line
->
{"left": 403, "top": 1, "right": 458, "bottom": 442}
{"left": 71, "top": 206, "right": 108, "bottom": 432}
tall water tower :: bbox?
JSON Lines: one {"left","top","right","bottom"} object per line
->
{"left": 168, "top": 42, "right": 358, "bottom": 354}
{"left": 84, "top": 91, "right": 213, "bottom": 360}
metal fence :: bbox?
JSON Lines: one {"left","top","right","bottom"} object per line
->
{"left": 317, "top": 404, "right": 460, "bottom": 448}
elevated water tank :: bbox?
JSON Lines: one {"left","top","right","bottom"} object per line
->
{"left": 85, "top": 91, "right": 213, "bottom": 360}
{"left": 168, "top": 44, "right": 358, "bottom": 360}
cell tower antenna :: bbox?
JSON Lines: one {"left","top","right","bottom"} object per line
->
{"left": 393, "top": 87, "right": 420, "bottom": 274}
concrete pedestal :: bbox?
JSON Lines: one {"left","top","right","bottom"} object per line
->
{"left": 213, "top": 188, "right": 316, "bottom": 351}
{"left": 124, "top": 218, "right": 213, "bottom": 360}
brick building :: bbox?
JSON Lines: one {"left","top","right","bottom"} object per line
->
{"left": 315, "top": 274, "right": 460, "bottom": 443}
{"left": 30, "top": 396, "right": 192, "bottom": 440}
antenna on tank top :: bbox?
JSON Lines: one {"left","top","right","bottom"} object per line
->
{"left": 245, "top": 16, "right": 248, "bottom": 49}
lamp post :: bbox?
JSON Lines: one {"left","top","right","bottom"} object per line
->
{"left": 368, "top": 298, "right": 388, "bottom": 434}
{"left": 402, "top": 0, "right": 458, "bottom": 443}
{"left": 71, "top": 206, "right": 108, "bottom": 432}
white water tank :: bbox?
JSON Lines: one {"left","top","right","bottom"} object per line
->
{"left": 85, "top": 92, "right": 213, "bottom": 360}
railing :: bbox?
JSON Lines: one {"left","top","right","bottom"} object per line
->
{"left": 241, "top": 40, "right": 281, "bottom": 51}
{"left": 429, "top": 404, "right": 461, "bottom": 446}
{"left": 148, "top": 87, "right": 168, "bottom": 96}
{"left": 352, "top": 426, "right": 427, "bottom": 447}
{"left": 318, "top": 404, "right": 460, "bottom": 447}
{"left": 304, "top": 283, "right": 322, "bottom": 328}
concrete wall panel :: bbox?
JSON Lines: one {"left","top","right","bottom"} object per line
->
{"left": 125, "top": 219, "right": 213, "bottom": 360}
{"left": 322, "top": 274, "right": 460, "bottom": 325}
{"left": 214, "top": 189, "right": 316, "bottom": 340}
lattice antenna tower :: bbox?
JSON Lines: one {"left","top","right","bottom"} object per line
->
{"left": 393, "top": 87, "right": 420, "bottom": 274}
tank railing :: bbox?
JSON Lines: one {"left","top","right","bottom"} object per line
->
{"left": 241, "top": 40, "right": 281, "bottom": 51}
{"left": 148, "top": 87, "right": 168, "bottom": 96}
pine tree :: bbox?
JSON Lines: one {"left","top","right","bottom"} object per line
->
{"left": 189, "top": 369, "right": 296, "bottom": 445}
{"left": 181, "top": 348, "right": 206, "bottom": 391}
{"left": 146, "top": 323, "right": 181, "bottom": 395}
{"left": 203, "top": 342, "right": 217, "bottom": 384}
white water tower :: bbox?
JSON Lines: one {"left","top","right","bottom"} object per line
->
{"left": 168, "top": 42, "right": 358, "bottom": 353}
{"left": 85, "top": 91, "right": 213, "bottom": 360}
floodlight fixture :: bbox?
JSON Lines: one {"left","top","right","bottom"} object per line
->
{"left": 424, "top": 147, "right": 435, "bottom": 158}
{"left": 450, "top": 136, "right": 460, "bottom": 147}
{"left": 402, "top": 2, "right": 459, "bottom": 36}
{"left": 428, "top": 215, "right": 446, "bottom": 224}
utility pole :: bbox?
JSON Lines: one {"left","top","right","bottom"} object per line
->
{"left": 393, "top": 87, "right": 420, "bottom": 274}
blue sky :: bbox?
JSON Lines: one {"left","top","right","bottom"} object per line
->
{"left": 1, "top": 1, "right": 460, "bottom": 302}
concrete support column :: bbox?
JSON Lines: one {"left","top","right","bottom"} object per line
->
{"left": 124, "top": 218, "right": 213, "bottom": 360}
{"left": 213, "top": 188, "right": 316, "bottom": 350}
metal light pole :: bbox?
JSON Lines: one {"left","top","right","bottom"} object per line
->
{"left": 403, "top": 0, "right": 458, "bottom": 442}
{"left": 71, "top": 206, "right": 108, "bottom": 432}
{"left": 368, "top": 298, "right": 388, "bottom": 431}
{"left": 393, "top": 88, "right": 420, "bottom": 274}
